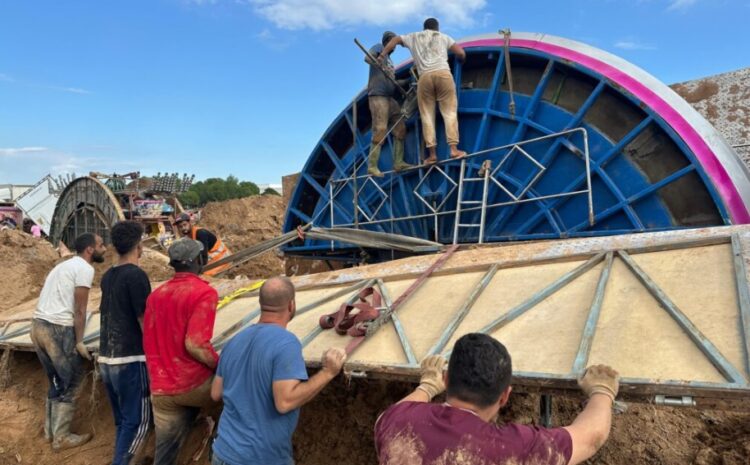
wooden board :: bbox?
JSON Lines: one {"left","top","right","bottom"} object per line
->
{"left": 3, "top": 225, "right": 750, "bottom": 404}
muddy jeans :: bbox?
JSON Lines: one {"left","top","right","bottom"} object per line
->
{"left": 369, "top": 96, "right": 406, "bottom": 145}
{"left": 30, "top": 318, "right": 85, "bottom": 403}
{"left": 417, "top": 69, "right": 459, "bottom": 148}
{"left": 152, "top": 377, "right": 214, "bottom": 465}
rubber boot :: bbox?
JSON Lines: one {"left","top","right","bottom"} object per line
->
{"left": 51, "top": 401, "right": 92, "bottom": 451}
{"left": 392, "top": 139, "right": 414, "bottom": 172}
{"left": 368, "top": 144, "right": 384, "bottom": 177}
{"left": 44, "top": 398, "right": 53, "bottom": 442}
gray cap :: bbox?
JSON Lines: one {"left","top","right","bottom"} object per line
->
{"left": 168, "top": 238, "right": 204, "bottom": 263}
{"left": 175, "top": 212, "right": 191, "bottom": 224}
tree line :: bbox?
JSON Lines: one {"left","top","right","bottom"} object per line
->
{"left": 178, "top": 175, "right": 279, "bottom": 208}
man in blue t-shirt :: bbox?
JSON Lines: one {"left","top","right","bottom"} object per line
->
{"left": 366, "top": 31, "right": 414, "bottom": 177}
{"left": 210, "top": 276, "right": 347, "bottom": 465}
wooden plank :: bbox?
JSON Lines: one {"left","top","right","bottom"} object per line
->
{"left": 427, "top": 264, "right": 499, "bottom": 356}
{"left": 731, "top": 234, "right": 750, "bottom": 377}
{"left": 345, "top": 245, "right": 459, "bottom": 357}
{"left": 572, "top": 252, "right": 613, "bottom": 373}
{"left": 476, "top": 253, "right": 605, "bottom": 338}
{"left": 618, "top": 250, "right": 746, "bottom": 384}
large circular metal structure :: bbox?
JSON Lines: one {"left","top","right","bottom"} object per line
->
{"left": 283, "top": 32, "right": 750, "bottom": 261}
{"left": 50, "top": 176, "right": 125, "bottom": 248}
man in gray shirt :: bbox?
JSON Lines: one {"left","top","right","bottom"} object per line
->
{"left": 380, "top": 18, "right": 467, "bottom": 164}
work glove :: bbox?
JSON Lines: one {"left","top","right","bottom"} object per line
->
{"left": 321, "top": 348, "right": 347, "bottom": 377}
{"left": 578, "top": 364, "right": 619, "bottom": 402}
{"left": 75, "top": 341, "right": 92, "bottom": 361}
{"left": 416, "top": 355, "right": 447, "bottom": 400}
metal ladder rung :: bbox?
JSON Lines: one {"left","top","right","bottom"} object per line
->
{"left": 464, "top": 177, "right": 485, "bottom": 182}
{"left": 458, "top": 223, "right": 481, "bottom": 228}
{"left": 460, "top": 200, "right": 482, "bottom": 205}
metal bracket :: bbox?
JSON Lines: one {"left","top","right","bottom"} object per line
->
{"left": 654, "top": 395, "right": 695, "bottom": 407}
{"left": 346, "top": 370, "right": 368, "bottom": 379}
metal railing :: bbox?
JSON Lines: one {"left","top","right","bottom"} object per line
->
{"left": 321, "top": 127, "right": 594, "bottom": 244}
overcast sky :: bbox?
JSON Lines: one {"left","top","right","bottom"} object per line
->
{"left": 1, "top": 0, "right": 748, "bottom": 184}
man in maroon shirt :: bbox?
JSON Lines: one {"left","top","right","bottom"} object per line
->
{"left": 375, "top": 333, "right": 619, "bottom": 465}
{"left": 144, "top": 238, "right": 219, "bottom": 465}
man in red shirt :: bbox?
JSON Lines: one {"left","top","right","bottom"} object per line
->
{"left": 375, "top": 333, "right": 619, "bottom": 465}
{"left": 143, "top": 238, "right": 219, "bottom": 465}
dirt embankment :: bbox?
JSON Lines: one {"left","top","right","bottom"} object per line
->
{"left": 198, "top": 195, "right": 287, "bottom": 279}
{"left": 0, "top": 230, "right": 60, "bottom": 315}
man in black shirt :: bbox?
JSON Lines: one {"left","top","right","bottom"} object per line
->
{"left": 98, "top": 220, "right": 152, "bottom": 465}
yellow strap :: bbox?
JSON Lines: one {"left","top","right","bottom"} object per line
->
{"left": 217, "top": 280, "right": 265, "bottom": 309}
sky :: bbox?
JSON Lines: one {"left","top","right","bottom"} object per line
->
{"left": 0, "top": 0, "right": 748, "bottom": 185}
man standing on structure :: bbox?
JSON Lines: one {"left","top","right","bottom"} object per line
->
{"left": 366, "top": 31, "right": 414, "bottom": 177}
{"left": 31, "top": 232, "right": 106, "bottom": 451}
{"left": 210, "top": 276, "right": 347, "bottom": 465}
{"left": 375, "top": 333, "right": 619, "bottom": 465}
{"left": 98, "top": 221, "right": 153, "bottom": 465}
{"left": 380, "top": 18, "right": 467, "bottom": 164}
{"left": 144, "top": 238, "right": 220, "bottom": 465}
{"left": 174, "top": 212, "right": 230, "bottom": 276}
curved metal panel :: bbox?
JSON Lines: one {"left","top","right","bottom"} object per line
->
{"left": 49, "top": 176, "right": 125, "bottom": 248}
{"left": 283, "top": 32, "right": 749, "bottom": 260}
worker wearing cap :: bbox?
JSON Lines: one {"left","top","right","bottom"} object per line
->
{"left": 375, "top": 333, "right": 619, "bottom": 465}
{"left": 380, "top": 18, "right": 467, "bottom": 164}
{"left": 143, "top": 238, "right": 220, "bottom": 465}
{"left": 366, "top": 31, "right": 414, "bottom": 177}
{"left": 173, "top": 212, "right": 230, "bottom": 276}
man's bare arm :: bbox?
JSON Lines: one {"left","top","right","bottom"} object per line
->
{"left": 272, "top": 348, "right": 345, "bottom": 414}
{"left": 380, "top": 36, "right": 404, "bottom": 59}
{"left": 210, "top": 375, "right": 224, "bottom": 402}
{"left": 73, "top": 287, "right": 91, "bottom": 359}
{"left": 449, "top": 43, "right": 466, "bottom": 63}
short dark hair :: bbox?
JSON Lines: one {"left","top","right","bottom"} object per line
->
{"left": 382, "top": 31, "right": 396, "bottom": 46}
{"left": 170, "top": 259, "right": 199, "bottom": 273}
{"left": 424, "top": 18, "right": 439, "bottom": 31}
{"left": 447, "top": 333, "right": 512, "bottom": 408}
{"left": 74, "top": 233, "right": 97, "bottom": 254}
{"left": 111, "top": 221, "right": 144, "bottom": 255}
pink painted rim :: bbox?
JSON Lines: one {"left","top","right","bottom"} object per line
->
{"left": 460, "top": 38, "right": 749, "bottom": 223}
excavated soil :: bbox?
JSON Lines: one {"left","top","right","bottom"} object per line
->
{"left": 198, "top": 195, "right": 287, "bottom": 279}
{"left": 0, "top": 230, "right": 60, "bottom": 315}
{"left": 1, "top": 351, "right": 749, "bottom": 465}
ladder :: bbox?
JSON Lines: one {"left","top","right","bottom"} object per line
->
{"left": 453, "top": 158, "right": 491, "bottom": 245}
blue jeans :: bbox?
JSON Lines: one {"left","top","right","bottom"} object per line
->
{"left": 100, "top": 361, "right": 152, "bottom": 465}
{"left": 30, "top": 318, "right": 84, "bottom": 403}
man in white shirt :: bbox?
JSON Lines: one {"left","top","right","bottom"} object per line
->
{"left": 380, "top": 18, "right": 467, "bottom": 164}
{"left": 31, "top": 232, "right": 106, "bottom": 451}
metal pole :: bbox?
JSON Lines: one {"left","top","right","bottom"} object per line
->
{"left": 433, "top": 201, "right": 439, "bottom": 242}
{"left": 352, "top": 98, "right": 359, "bottom": 229}
{"left": 479, "top": 164, "right": 490, "bottom": 244}
{"left": 453, "top": 159, "right": 466, "bottom": 245}
{"left": 583, "top": 129, "right": 594, "bottom": 226}
{"left": 329, "top": 183, "right": 335, "bottom": 250}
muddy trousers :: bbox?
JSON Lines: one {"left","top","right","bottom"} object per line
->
{"left": 151, "top": 378, "right": 214, "bottom": 465}
{"left": 30, "top": 318, "right": 85, "bottom": 403}
{"left": 100, "top": 361, "right": 152, "bottom": 465}
{"left": 417, "top": 69, "right": 460, "bottom": 148}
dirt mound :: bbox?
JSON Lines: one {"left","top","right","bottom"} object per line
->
{"left": 90, "top": 247, "right": 173, "bottom": 286}
{"left": 0, "top": 230, "right": 60, "bottom": 315}
{"left": 199, "top": 195, "right": 286, "bottom": 279}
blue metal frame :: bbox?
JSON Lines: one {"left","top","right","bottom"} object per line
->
{"left": 282, "top": 45, "right": 732, "bottom": 258}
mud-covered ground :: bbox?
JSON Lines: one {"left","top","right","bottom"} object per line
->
{"left": 1, "top": 351, "right": 748, "bottom": 465}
